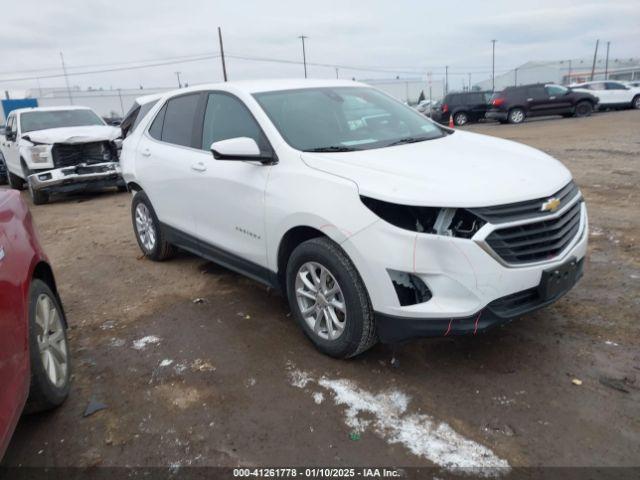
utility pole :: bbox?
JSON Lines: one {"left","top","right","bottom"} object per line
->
{"left": 444, "top": 65, "right": 448, "bottom": 94}
{"left": 468, "top": 72, "right": 472, "bottom": 91}
{"left": 298, "top": 35, "right": 308, "bottom": 78}
{"left": 604, "top": 41, "right": 610, "bottom": 80}
{"left": 175, "top": 71, "right": 182, "bottom": 88}
{"left": 590, "top": 39, "right": 599, "bottom": 81}
{"left": 427, "top": 71, "right": 432, "bottom": 107}
{"left": 59, "top": 52, "right": 73, "bottom": 104}
{"left": 514, "top": 68, "right": 518, "bottom": 86}
{"left": 335, "top": 67, "right": 339, "bottom": 79}
{"left": 117, "top": 88, "right": 124, "bottom": 116}
{"left": 218, "top": 27, "right": 228, "bottom": 81}
{"left": 491, "top": 39, "right": 496, "bottom": 92}
{"left": 567, "top": 59, "right": 572, "bottom": 84}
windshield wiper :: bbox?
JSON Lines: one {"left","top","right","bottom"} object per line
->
{"left": 384, "top": 136, "right": 431, "bottom": 147}
{"left": 304, "top": 146, "right": 360, "bottom": 152}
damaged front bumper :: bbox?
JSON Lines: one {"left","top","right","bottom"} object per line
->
{"left": 27, "top": 162, "right": 124, "bottom": 192}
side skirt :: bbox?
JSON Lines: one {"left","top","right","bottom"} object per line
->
{"left": 160, "top": 223, "right": 281, "bottom": 292}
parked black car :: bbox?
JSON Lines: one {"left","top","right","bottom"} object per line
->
{"left": 485, "top": 83, "right": 598, "bottom": 124}
{"left": 430, "top": 91, "right": 493, "bottom": 126}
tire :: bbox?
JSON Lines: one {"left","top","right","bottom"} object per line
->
{"left": 131, "top": 190, "right": 175, "bottom": 261}
{"left": 632, "top": 95, "right": 640, "bottom": 110}
{"left": 285, "top": 237, "right": 377, "bottom": 358}
{"left": 453, "top": 112, "right": 469, "bottom": 126}
{"left": 574, "top": 101, "right": 593, "bottom": 118}
{"left": 507, "top": 108, "right": 525, "bottom": 124}
{"left": 28, "top": 181, "right": 49, "bottom": 205}
{"left": 8, "top": 170, "right": 25, "bottom": 190}
{"left": 25, "top": 279, "right": 71, "bottom": 413}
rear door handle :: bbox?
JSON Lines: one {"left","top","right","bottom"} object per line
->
{"left": 191, "top": 161, "right": 207, "bottom": 172}
{"left": 140, "top": 149, "right": 151, "bottom": 157}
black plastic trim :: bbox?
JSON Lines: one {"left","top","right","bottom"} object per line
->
{"left": 375, "top": 259, "right": 583, "bottom": 343}
{"left": 160, "top": 223, "right": 280, "bottom": 291}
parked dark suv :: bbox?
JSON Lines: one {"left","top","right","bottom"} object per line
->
{"left": 430, "top": 91, "right": 492, "bottom": 126}
{"left": 486, "top": 84, "right": 598, "bottom": 124}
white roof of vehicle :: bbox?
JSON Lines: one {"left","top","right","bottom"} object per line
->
{"left": 155, "top": 78, "right": 369, "bottom": 100}
{"left": 11, "top": 105, "right": 95, "bottom": 115}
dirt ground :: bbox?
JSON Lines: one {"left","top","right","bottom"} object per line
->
{"left": 1, "top": 110, "right": 639, "bottom": 474}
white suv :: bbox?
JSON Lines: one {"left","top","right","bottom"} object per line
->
{"left": 121, "top": 79, "right": 588, "bottom": 358}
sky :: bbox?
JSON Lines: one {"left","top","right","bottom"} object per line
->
{"left": 1, "top": 0, "right": 638, "bottom": 92}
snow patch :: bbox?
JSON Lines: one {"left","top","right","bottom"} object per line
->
{"left": 286, "top": 363, "right": 509, "bottom": 476}
{"left": 132, "top": 335, "right": 161, "bottom": 350}
{"left": 159, "top": 359, "right": 174, "bottom": 367}
{"left": 289, "top": 369, "right": 312, "bottom": 388}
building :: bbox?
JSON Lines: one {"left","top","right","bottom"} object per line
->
{"left": 363, "top": 77, "right": 445, "bottom": 104}
{"left": 474, "top": 57, "right": 640, "bottom": 91}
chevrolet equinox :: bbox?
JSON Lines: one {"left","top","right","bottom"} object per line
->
{"left": 121, "top": 79, "right": 588, "bottom": 358}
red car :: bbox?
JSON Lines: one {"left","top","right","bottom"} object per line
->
{"left": 0, "top": 190, "right": 70, "bottom": 459}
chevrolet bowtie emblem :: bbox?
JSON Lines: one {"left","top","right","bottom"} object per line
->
{"left": 541, "top": 197, "right": 561, "bottom": 212}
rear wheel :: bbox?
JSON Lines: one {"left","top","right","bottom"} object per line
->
{"left": 131, "top": 190, "right": 175, "bottom": 261}
{"left": 632, "top": 95, "right": 640, "bottom": 110}
{"left": 574, "top": 101, "right": 593, "bottom": 117}
{"left": 508, "top": 108, "right": 525, "bottom": 124}
{"left": 286, "top": 237, "right": 377, "bottom": 358}
{"left": 453, "top": 111, "right": 469, "bottom": 126}
{"left": 25, "top": 279, "right": 71, "bottom": 413}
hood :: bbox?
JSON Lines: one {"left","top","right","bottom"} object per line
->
{"left": 23, "top": 125, "right": 121, "bottom": 144}
{"left": 301, "top": 130, "right": 572, "bottom": 208}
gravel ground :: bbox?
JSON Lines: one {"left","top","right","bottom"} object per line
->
{"left": 1, "top": 110, "right": 639, "bottom": 474}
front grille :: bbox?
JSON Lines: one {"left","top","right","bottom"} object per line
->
{"left": 470, "top": 181, "right": 580, "bottom": 223}
{"left": 52, "top": 141, "right": 116, "bottom": 168}
{"left": 485, "top": 200, "right": 582, "bottom": 264}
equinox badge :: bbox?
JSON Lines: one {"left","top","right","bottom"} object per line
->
{"left": 541, "top": 197, "right": 561, "bottom": 213}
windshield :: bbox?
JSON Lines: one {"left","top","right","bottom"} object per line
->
{"left": 253, "top": 87, "right": 445, "bottom": 152}
{"left": 20, "top": 109, "right": 105, "bottom": 133}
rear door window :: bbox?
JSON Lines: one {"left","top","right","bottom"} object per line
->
{"left": 527, "top": 86, "right": 547, "bottom": 99}
{"left": 148, "top": 104, "right": 166, "bottom": 141}
{"left": 158, "top": 94, "right": 201, "bottom": 147}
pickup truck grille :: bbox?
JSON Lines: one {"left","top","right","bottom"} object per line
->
{"left": 52, "top": 141, "right": 116, "bottom": 168}
{"left": 470, "top": 181, "right": 579, "bottom": 223}
{"left": 484, "top": 200, "right": 582, "bottom": 265}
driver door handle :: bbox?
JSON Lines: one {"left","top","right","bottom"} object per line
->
{"left": 140, "top": 149, "right": 151, "bottom": 157}
{"left": 191, "top": 161, "right": 207, "bottom": 172}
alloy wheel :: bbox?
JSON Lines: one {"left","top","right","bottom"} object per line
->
{"left": 510, "top": 110, "right": 524, "bottom": 123}
{"left": 35, "top": 293, "right": 68, "bottom": 388}
{"left": 295, "top": 261, "right": 347, "bottom": 341}
{"left": 135, "top": 203, "right": 156, "bottom": 251}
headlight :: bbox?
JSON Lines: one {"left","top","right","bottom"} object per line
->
{"left": 29, "top": 145, "right": 50, "bottom": 163}
{"left": 361, "top": 196, "right": 486, "bottom": 239}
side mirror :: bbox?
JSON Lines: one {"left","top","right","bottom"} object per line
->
{"left": 210, "top": 137, "right": 274, "bottom": 164}
{"left": 3, "top": 126, "right": 15, "bottom": 141}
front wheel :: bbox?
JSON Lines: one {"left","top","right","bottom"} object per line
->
{"left": 28, "top": 181, "right": 49, "bottom": 205}
{"left": 574, "top": 101, "right": 593, "bottom": 117}
{"left": 286, "top": 237, "right": 377, "bottom": 358}
{"left": 508, "top": 108, "right": 525, "bottom": 124}
{"left": 131, "top": 190, "right": 175, "bottom": 261}
{"left": 7, "top": 170, "right": 25, "bottom": 190}
{"left": 25, "top": 279, "right": 71, "bottom": 413}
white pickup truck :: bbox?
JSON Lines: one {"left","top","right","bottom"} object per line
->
{"left": 0, "top": 106, "right": 126, "bottom": 204}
